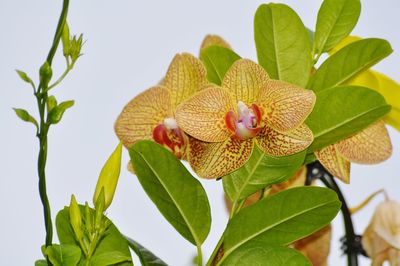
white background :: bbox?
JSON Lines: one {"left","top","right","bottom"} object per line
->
{"left": 1, "top": 0, "right": 399, "bottom": 265}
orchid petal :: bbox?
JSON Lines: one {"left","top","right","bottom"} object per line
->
{"left": 372, "top": 201, "right": 400, "bottom": 249}
{"left": 336, "top": 121, "right": 392, "bottom": 164}
{"left": 200, "top": 34, "right": 231, "bottom": 50}
{"left": 255, "top": 124, "right": 313, "bottom": 157}
{"left": 188, "top": 137, "right": 254, "bottom": 179}
{"left": 176, "top": 86, "right": 234, "bottom": 142}
{"left": 222, "top": 59, "right": 269, "bottom": 104}
{"left": 315, "top": 145, "right": 350, "bottom": 183}
{"left": 163, "top": 53, "right": 208, "bottom": 109}
{"left": 258, "top": 79, "right": 316, "bottom": 132}
{"left": 115, "top": 86, "right": 172, "bottom": 147}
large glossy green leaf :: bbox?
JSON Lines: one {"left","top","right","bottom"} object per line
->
{"left": 220, "top": 244, "right": 311, "bottom": 266}
{"left": 313, "top": 0, "right": 361, "bottom": 56}
{"left": 223, "top": 146, "right": 305, "bottom": 203}
{"left": 254, "top": 3, "right": 311, "bottom": 87}
{"left": 129, "top": 140, "right": 211, "bottom": 246}
{"left": 56, "top": 206, "right": 133, "bottom": 266}
{"left": 308, "top": 38, "right": 392, "bottom": 92}
{"left": 306, "top": 86, "right": 390, "bottom": 152}
{"left": 43, "top": 244, "right": 81, "bottom": 266}
{"left": 200, "top": 46, "right": 241, "bottom": 85}
{"left": 126, "top": 237, "right": 168, "bottom": 266}
{"left": 220, "top": 187, "right": 341, "bottom": 264}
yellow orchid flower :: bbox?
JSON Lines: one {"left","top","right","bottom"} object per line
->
{"left": 315, "top": 120, "right": 392, "bottom": 183}
{"left": 200, "top": 34, "right": 231, "bottom": 50}
{"left": 331, "top": 36, "right": 400, "bottom": 131}
{"left": 362, "top": 200, "right": 400, "bottom": 266}
{"left": 176, "top": 59, "right": 316, "bottom": 178}
{"left": 114, "top": 53, "right": 208, "bottom": 159}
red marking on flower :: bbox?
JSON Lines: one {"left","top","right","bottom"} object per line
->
{"left": 152, "top": 123, "right": 188, "bottom": 159}
{"left": 224, "top": 102, "right": 263, "bottom": 140}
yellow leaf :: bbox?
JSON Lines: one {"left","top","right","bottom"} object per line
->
{"left": 329, "top": 36, "right": 362, "bottom": 55}
{"left": 330, "top": 36, "right": 400, "bottom": 131}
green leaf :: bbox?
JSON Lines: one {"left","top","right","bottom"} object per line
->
{"left": 254, "top": 3, "right": 311, "bottom": 87}
{"left": 306, "top": 86, "right": 390, "bottom": 152}
{"left": 200, "top": 46, "right": 241, "bottom": 85}
{"left": 90, "top": 251, "right": 132, "bottom": 266}
{"left": 48, "top": 100, "right": 74, "bottom": 124}
{"left": 223, "top": 146, "right": 305, "bottom": 202}
{"left": 308, "top": 38, "right": 393, "bottom": 92}
{"left": 220, "top": 244, "right": 311, "bottom": 266}
{"left": 306, "top": 28, "right": 315, "bottom": 48}
{"left": 43, "top": 244, "right": 81, "bottom": 266}
{"left": 220, "top": 187, "right": 341, "bottom": 264}
{"left": 56, "top": 206, "right": 133, "bottom": 266}
{"left": 16, "top": 69, "right": 33, "bottom": 84}
{"left": 129, "top": 140, "right": 211, "bottom": 246}
{"left": 13, "top": 108, "right": 38, "bottom": 129}
{"left": 47, "top": 95, "right": 58, "bottom": 112}
{"left": 313, "top": 0, "right": 361, "bottom": 56}
{"left": 126, "top": 237, "right": 168, "bottom": 266}
{"left": 35, "top": 260, "right": 48, "bottom": 266}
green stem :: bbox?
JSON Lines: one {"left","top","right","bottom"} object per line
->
{"left": 206, "top": 235, "right": 224, "bottom": 266}
{"left": 34, "top": 0, "right": 70, "bottom": 261}
{"left": 47, "top": 61, "right": 74, "bottom": 91}
{"left": 197, "top": 245, "right": 203, "bottom": 266}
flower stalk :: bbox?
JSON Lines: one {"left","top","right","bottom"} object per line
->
{"left": 307, "top": 161, "right": 365, "bottom": 266}
{"left": 35, "top": 0, "right": 69, "bottom": 251}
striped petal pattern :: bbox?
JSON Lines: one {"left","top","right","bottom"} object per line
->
{"left": 115, "top": 86, "right": 172, "bottom": 147}
{"left": 256, "top": 124, "right": 313, "bottom": 157}
{"left": 258, "top": 80, "right": 316, "bottom": 132}
{"left": 188, "top": 138, "right": 254, "bottom": 179}
{"left": 176, "top": 86, "right": 234, "bottom": 142}
{"left": 163, "top": 53, "right": 208, "bottom": 109}
{"left": 316, "top": 145, "right": 351, "bottom": 183}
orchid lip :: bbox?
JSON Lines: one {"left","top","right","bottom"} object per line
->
{"left": 153, "top": 118, "right": 188, "bottom": 159}
{"left": 225, "top": 101, "right": 263, "bottom": 140}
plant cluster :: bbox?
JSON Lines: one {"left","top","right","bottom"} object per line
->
{"left": 14, "top": 0, "right": 400, "bottom": 265}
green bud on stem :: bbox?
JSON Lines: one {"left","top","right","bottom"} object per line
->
{"left": 93, "top": 142, "right": 123, "bottom": 211}
{"left": 39, "top": 61, "right": 53, "bottom": 89}
{"left": 69, "top": 195, "right": 83, "bottom": 241}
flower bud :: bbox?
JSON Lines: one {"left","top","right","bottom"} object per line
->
{"left": 93, "top": 142, "right": 123, "bottom": 211}
{"left": 61, "top": 22, "right": 70, "bottom": 57}
{"left": 39, "top": 61, "right": 52, "bottom": 88}
{"left": 69, "top": 194, "right": 83, "bottom": 240}
{"left": 362, "top": 200, "right": 400, "bottom": 265}
{"left": 70, "top": 34, "right": 83, "bottom": 62}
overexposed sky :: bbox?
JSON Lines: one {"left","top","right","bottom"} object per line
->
{"left": 1, "top": 0, "right": 399, "bottom": 265}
